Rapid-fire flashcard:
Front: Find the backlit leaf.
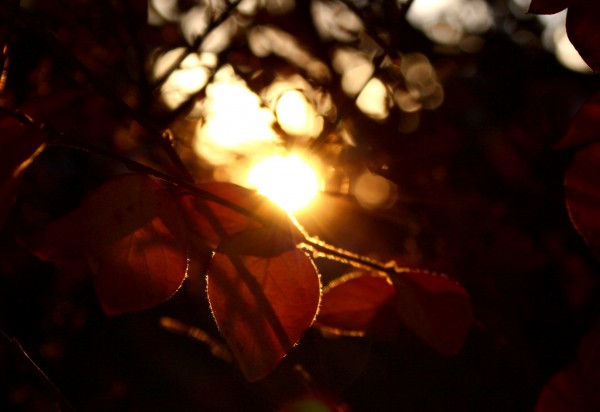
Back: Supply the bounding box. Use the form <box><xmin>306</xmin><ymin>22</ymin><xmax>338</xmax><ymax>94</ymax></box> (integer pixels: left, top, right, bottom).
<box><xmin>178</xmin><ymin>182</ymin><xmax>304</xmax><ymax>250</ymax></box>
<box><xmin>30</xmin><ymin>174</ymin><xmax>189</xmax><ymax>315</ymax></box>
<box><xmin>565</xmin><ymin>142</ymin><xmax>600</xmax><ymax>255</ymax></box>
<box><xmin>566</xmin><ymin>3</ymin><xmax>600</xmax><ymax>72</ymax></box>
<box><xmin>528</xmin><ymin>0</ymin><xmax>570</xmax><ymax>15</ymax></box>
<box><xmin>315</xmin><ymin>269</ymin><xmax>472</xmax><ymax>355</ymax></box>
<box><xmin>207</xmin><ymin>239</ymin><xmax>321</xmax><ymax>382</ymax></box>
<box><xmin>315</xmin><ymin>272</ymin><xmax>401</xmax><ymax>340</ymax></box>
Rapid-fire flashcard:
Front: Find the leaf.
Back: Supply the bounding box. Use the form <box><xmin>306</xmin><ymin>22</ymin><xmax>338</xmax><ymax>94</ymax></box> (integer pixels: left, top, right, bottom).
<box><xmin>392</xmin><ymin>269</ymin><xmax>473</xmax><ymax>356</ymax></box>
<box><xmin>535</xmin><ymin>317</ymin><xmax>600</xmax><ymax>412</ymax></box>
<box><xmin>316</xmin><ymin>269</ymin><xmax>472</xmax><ymax>356</ymax></box>
<box><xmin>0</xmin><ymin>93</ymin><xmax>86</xmax><ymax>230</ymax></box>
<box><xmin>528</xmin><ymin>0</ymin><xmax>570</xmax><ymax>15</ymax></box>
<box><xmin>29</xmin><ymin>174</ymin><xmax>189</xmax><ymax>315</ymax></box>
<box><xmin>0</xmin><ymin>116</ymin><xmax>46</xmax><ymax>230</ymax></box>
<box><xmin>178</xmin><ymin>182</ymin><xmax>304</xmax><ymax>250</ymax></box>
<box><xmin>565</xmin><ymin>142</ymin><xmax>600</xmax><ymax>255</ymax></box>
<box><xmin>556</xmin><ymin>92</ymin><xmax>600</xmax><ymax>149</ymax></box>
<box><xmin>207</xmin><ymin>238</ymin><xmax>321</xmax><ymax>382</ymax></box>
<box><xmin>566</xmin><ymin>2</ymin><xmax>600</xmax><ymax>72</ymax></box>
<box><xmin>314</xmin><ymin>272</ymin><xmax>401</xmax><ymax>340</ymax></box>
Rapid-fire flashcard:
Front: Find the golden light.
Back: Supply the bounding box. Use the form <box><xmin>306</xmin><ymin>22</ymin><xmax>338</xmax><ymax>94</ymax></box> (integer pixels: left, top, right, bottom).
<box><xmin>276</xmin><ymin>90</ymin><xmax>320</xmax><ymax>137</ymax></box>
<box><xmin>194</xmin><ymin>66</ymin><xmax>280</xmax><ymax>166</ymax></box>
<box><xmin>354</xmin><ymin>171</ymin><xmax>397</xmax><ymax>209</ymax></box>
<box><xmin>247</xmin><ymin>154</ymin><xmax>320</xmax><ymax>213</ymax></box>
<box><xmin>153</xmin><ymin>48</ymin><xmax>216</xmax><ymax>109</ymax></box>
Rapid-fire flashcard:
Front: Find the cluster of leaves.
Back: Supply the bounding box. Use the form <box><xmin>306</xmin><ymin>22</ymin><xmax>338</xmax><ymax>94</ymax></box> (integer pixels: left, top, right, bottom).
<box><xmin>11</xmin><ymin>166</ymin><xmax>472</xmax><ymax>381</ymax></box>
<box><xmin>0</xmin><ymin>1</ymin><xmax>475</xmax><ymax>386</ymax></box>
<box><xmin>528</xmin><ymin>1</ymin><xmax>600</xmax><ymax>410</ymax></box>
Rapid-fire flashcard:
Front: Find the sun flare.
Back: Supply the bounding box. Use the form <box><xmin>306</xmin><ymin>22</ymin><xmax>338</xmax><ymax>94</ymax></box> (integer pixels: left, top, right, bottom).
<box><xmin>247</xmin><ymin>154</ymin><xmax>319</xmax><ymax>213</ymax></box>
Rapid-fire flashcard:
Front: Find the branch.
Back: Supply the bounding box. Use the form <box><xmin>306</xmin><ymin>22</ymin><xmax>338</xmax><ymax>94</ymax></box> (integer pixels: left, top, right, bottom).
<box><xmin>0</xmin><ymin>106</ymin><xmax>408</xmax><ymax>280</ymax></box>
<box><xmin>0</xmin><ymin>328</ymin><xmax>77</xmax><ymax>412</ymax></box>
<box><xmin>159</xmin><ymin>317</ymin><xmax>233</xmax><ymax>363</ymax></box>
<box><xmin>16</xmin><ymin>10</ymin><xmax>195</xmax><ymax>183</ymax></box>
<box><xmin>150</xmin><ymin>0</ymin><xmax>243</xmax><ymax>91</ymax></box>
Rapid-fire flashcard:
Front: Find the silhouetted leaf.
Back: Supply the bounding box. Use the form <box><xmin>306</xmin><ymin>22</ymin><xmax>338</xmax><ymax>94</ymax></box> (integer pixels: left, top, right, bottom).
<box><xmin>392</xmin><ymin>269</ymin><xmax>472</xmax><ymax>356</ymax></box>
<box><xmin>535</xmin><ymin>317</ymin><xmax>600</xmax><ymax>412</ymax></box>
<box><xmin>566</xmin><ymin>2</ymin><xmax>600</xmax><ymax>71</ymax></box>
<box><xmin>556</xmin><ymin>92</ymin><xmax>600</xmax><ymax>149</ymax></box>
<box><xmin>178</xmin><ymin>182</ymin><xmax>304</xmax><ymax>250</ymax></box>
<box><xmin>0</xmin><ymin>115</ymin><xmax>46</xmax><ymax>229</ymax></box>
<box><xmin>565</xmin><ymin>142</ymin><xmax>600</xmax><ymax>255</ymax></box>
<box><xmin>315</xmin><ymin>272</ymin><xmax>401</xmax><ymax>340</ymax></box>
<box><xmin>528</xmin><ymin>1</ymin><xmax>600</xmax><ymax>71</ymax></box>
<box><xmin>207</xmin><ymin>240</ymin><xmax>321</xmax><ymax>381</ymax></box>
<box><xmin>315</xmin><ymin>269</ymin><xmax>472</xmax><ymax>355</ymax></box>
<box><xmin>0</xmin><ymin>92</ymin><xmax>89</xmax><ymax>229</ymax></box>
<box><xmin>30</xmin><ymin>174</ymin><xmax>189</xmax><ymax>315</ymax></box>
<box><xmin>528</xmin><ymin>0</ymin><xmax>570</xmax><ymax>15</ymax></box>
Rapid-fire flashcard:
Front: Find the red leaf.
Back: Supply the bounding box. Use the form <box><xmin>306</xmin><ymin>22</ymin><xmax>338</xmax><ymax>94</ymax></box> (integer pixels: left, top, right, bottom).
<box><xmin>535</xmin><ymin>317</ymin><xmax>600</xmax><ymax>412</ymax></box>
<box><xmin>178</xmin><ymin>182</ymin><xmax>304</xmax><ymax>250</ymax></box>
<box><xmin>315</xmin><ymin>269</ymin><xmax>472</xmax><ymax>355</ymax></box>
<box><xmin>392</xmin><ymin>269</ymin><xmax>473</xmax><ymax>356</ymax></box>
<box><xmin>207</xmin><ymin>239</ymin><xmax>321</xmax><ymax>381</ymax></box>
<box><xmin>315</xmin><ymin>272</ymin><xmax>401</xmax><ymax>340</ymax></box>
<box><xmin>528</xmin><ymin>0</ymin><xmax>570</xmax><ymax>14</ymax></box>
<box><xmin>30</xmin><ymin>174</ymin><xmax>189</xmax><ymax>315</ymax></box>
<box><xmin>567</xmin><ymin>2</ymin><xmax>600</xmax><ymax>71</ymax></box>
<box><xmin>556</xmin><ymin>92</ymin><xmax>600</xmax><ymax>149</ymax></box>
<box><xmin>565</xmin><ymin>142</ymin><xmax>600</xmax><ymax>255</ymax></box>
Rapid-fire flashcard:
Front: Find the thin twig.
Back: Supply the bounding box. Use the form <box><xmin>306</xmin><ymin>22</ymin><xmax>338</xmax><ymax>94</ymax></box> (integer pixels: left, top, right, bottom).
<box><xmin>0</xmin><ymin>328</ymin><xmax>77</xmax><ymax>412</ymax></box>
<box><xmin>150</xmin><ymin>0</ymin><xmax>243</xmax><ymax>91</ymax></box>
<box><xmin>159</xmin><ymin>317</ymin><xmax>233</xmax><ymax>363</ymax></box>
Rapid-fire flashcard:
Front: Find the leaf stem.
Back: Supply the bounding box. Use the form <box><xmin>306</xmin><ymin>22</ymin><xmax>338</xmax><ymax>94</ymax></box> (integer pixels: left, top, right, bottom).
<box><xmin>300</xmin><ymin>235</ymin><xmax>397</xmax><ymax>275</ymax></box>
<box><xmin>0</xmin><ymin>328</ymin><xmax>77</xmax><ymax>412</ymax></box>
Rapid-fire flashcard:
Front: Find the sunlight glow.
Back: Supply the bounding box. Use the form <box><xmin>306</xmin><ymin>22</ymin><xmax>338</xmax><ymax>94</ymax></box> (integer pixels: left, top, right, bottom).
<box><xmin>407</xmin><ymin>0</ymin><xmax>493</xmax><ymax>45</ymax></box>
<box><xmin>537</xmin><ymin>11</ymin><xmax>591</xmax><ymax>74</ymax></box>
<box><xmin>194</xmin><ymin>66</ymin><xmax>280</xmax><ymax>166</ymax></box>
<box><xmin>354</xmin><ymin>172</ymin><xmax>396</xmax><ymax>209</ymax></box>
<box><xmin>276</xmin><ymin>90</ymin><xmax>319</xmax><ymax>136</ymax></box>
<box><xmin>356</xmin><ymin>78</ymin><xmax>390</xmax><ymax>120</ymax></box>
<box><xmin>247</xmin><ymin>154</ymin><xmax>319</xmax><ymax>213</ymax></box>
<box><xmin>153</xmin><ymin>48</ymin><xmax>216</xmax><ymax>109</ymax></box>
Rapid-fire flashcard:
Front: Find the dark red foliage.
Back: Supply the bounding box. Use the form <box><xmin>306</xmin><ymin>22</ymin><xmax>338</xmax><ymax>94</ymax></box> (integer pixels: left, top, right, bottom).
<box><xmin>528</xmin><ymin>0</ymin><xmax>571</xmax><ymax>14</ymax></box>
<box><xmin>535</xmin><ymin>317</ymin><xmax>600</xmax><ymax>412</ymax></box>
<box><xmin>565</xmin><ymin>143</ymin><xmax>600</xmax><ymax>256</ymax></box>
<box><xmin>0</xmin><ymin>115</ymin><xmax>45</xmax><ymax>229</ymax></box>
<box><xmin>0</xmin><ymin>93</ymin><xmax>81</xmax><ymax>229</ymax></box>
<box><xmin>27</xmin><ymin>174</ymin><xmax>189</xmax><ymax>315</ymax></box>
<box><xmin>556</xmin><ymin>92</ymin><xmax>600</xmax><ymax>149</ymax></box>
